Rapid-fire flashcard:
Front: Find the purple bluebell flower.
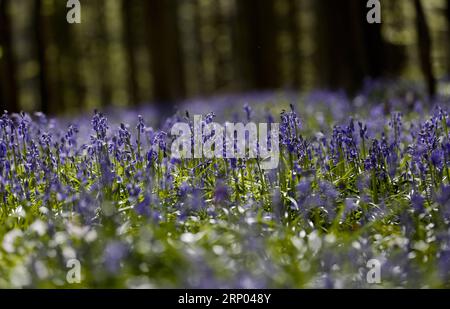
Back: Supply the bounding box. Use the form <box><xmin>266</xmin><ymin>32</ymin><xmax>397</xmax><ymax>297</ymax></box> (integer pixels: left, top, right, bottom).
<box><xmin>214</xmin><ymin>181</ymin><xmax>229</xmax><ymax>204</ymax></box>
<box><xmin>244</xmin><ymin>103</ymin><xmax>252</xmax><ymax>121</ymax></box>
<box><xmin>92</xmin><ymin>110</ymin><xmax>109</xmax><ymax>140</ymax></box>
<box><xmin>17</xmin><ymin>112</ymin><xmax>30</xmax><ymax>140</ymax></box>
<box><xmin>358</xmin><ymin>121</ymin><xmax>368</xmax><ymax>140</ymax></box>
<box><xmin>145</xmin><ymin>149</ymin><xmax>156</xmax><ymax>168</ymax></box>
<box><xmin>178</xmin><ymin>181</ymin><xmax>190</xmax><ymax>199</ymax></box>
<box><xmin>0</xmin><ymin>140</ymin><xmax>6</xmax><ymax>160</ymax></box>
<box><xmin>411</xmin><ymin>193</ymin><xmax>425</xmax><ymax>213</ymax></box>
<box><xmin>152</xmin><ymin>131</ymin><xmax>167</xmax><ymax>152</ymax></box>
<box><xmin>389</xmin><ymin>112</ymin><xmax>403</xmax><ymax>145</ymax></box>
<box><xmin>438</xmin><ymin>250</ymin><xmax>450</xmax><ymax>281</ymax></box>
<box><xmin>296</xmin><ymin>178</ymin><xmax>312</xmax><ymax>211</ymax></box>
<box><xmin>75</xmin><ymin>192</ymin><xmax>99</xmax><ymax>223</ymax></box>
<box><xmin>127</xmin><ymin>183</ymin><xmax>141</xmax><ymax>199</ymax></box>
<box><xmin>103</xmin><ymin>241</ymin><xmax>128</xmax><ymax>274</ymax></box>
<box><xmin>431</xmin><ymin>149</ymin><xmax>444</xmax><ymax>169</ymax></box>
<box><xmin>437</xmin><ymin>185</ymin><xmax>450</xmax><ymax>221</ymax></box>
<box><xmin>134</xmin><ymin>195</ymin><xmax>151</xmax><ymax>217</ymax></box>
<box><xmin>185</xmin><ymin>187</ymin><xmax>206</xmax><ymax>213</ymax></box>
<box><xmin>319</xmin><ymin>181</ymin><xmax>338</xmax><ymax>200</ymax></box>
<box><xmin>34</xmin><ymin>111</ymin><xmax>47</xmax><ymax>126</ymax></box>
<box><xmin>280</xmin><ymin>105</ymin><xmax>301</xmax><ymax>153</ymax></box>
<box><xmin>204</xmin><ymin>112</ymin><xmax>216</xmax><ymax>124</ymax></box>
<box><xmin>118</xmin><ymin>123</ymin><xmax>131</xmax><ymax>146</ymax></box>
<box><xmin>0</xmin><ymin>111</ymin><xmax>12</xmax><ymax>130</ymax></box>
<box><xmin>170</xmin><ymin>157</ymin><xmax>181</xmax><ymax>165</ymax></box>
<box><xmin>330</xmin><ymin>120</ymin><xmax>359</xmax><ymax>163</ymax></box>
<box><xmin>39</xmin><ymin>132</ymin><xmax>52</xmax><ymax>147</ymax></box>
<box><xmin>137</xmin><ymin>115</ymin><xmax>145</xmax><ymax>133</ymax></box>
<box><xmin>342</xmin><ymin>198</ymin><xmax>358</xmax><ymax>220</ymax></box>
<box><xmin>99</xmin><ymin>156</ymin><xmax>115</xmax><ymax>185</ymax></box>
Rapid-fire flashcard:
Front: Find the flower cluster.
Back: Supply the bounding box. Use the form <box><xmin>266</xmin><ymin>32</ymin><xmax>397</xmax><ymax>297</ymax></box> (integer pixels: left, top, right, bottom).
<box><xmin>1</xmin><ymin>84</ymin><xmax>450</xmax><ymax>288</ymax></box>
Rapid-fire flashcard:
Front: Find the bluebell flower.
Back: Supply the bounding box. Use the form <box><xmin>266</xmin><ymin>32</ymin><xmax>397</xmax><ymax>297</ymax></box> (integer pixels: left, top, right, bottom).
<box><xmin>0</xmin><ymin>111</ymin><xmax>12</xmax><ymax>130</ymax></box>
<box><xmin>204</xmin><ymin>112</ymin><xmax>216</xmax><ymax>124</ymax></box>
<box><xmin>342</xmin><ymin>198</ymin><xmax>358</xmax><ymax>220</ymax></box>
<box><xmin>411</xmin><ymin>193</ymin><xmax>425</xmax><ymax>214</ymax></box>
<box><xmin>137</xmin><ymin>115</ymin><xmax>145</xmax><ymax>133</ymax></box>
<box><xmin>431</xmin><ymin>149</ymin><xmax>444</xmax><ymax>169</ymax></box>
<box><xmin>152</xmin><ymin>131</ymin><xmax>167</xmax><ymax>152</ymax></box>
<box><xmin>65</xmin><ymin>124</ymin><xmax>78</xmax><ymax>147</ymax></box>
<box><xmin>17</xmin><ymin>112</ymin><xmax>30</xmax><ymax>140</ymax></box>
<box><xmin>99</xmin><ymin>156</ymin><xmax>115</xmax><ymax>185</ymax></box>
<box><xmin>127</xmin><ymin>183</ymin><xmax>141</xmax><ymax>199</ymax></box>
<box><xmin>103</xmin><ymin>241</ymin><xmax>128</xmax><ymax>274</ymax></box>
<box><xmin>280</xmin><ymin>105</ymin><xmax>301</xmax><ymax>153</ymax></box>
<box><xmin>296</xmin><ymin>178</ymin><xmax>312</xmax><ymax>209</ymax></box>
<box><xmin>437</xmin><ymin>185</ymin><xmax>450</xmax><ymax>221</ymax></box>
<box><xmin>134</xmin><ymin>195</ymin><xmax>151</xmax><ymax>217</ymax></box>
<box><xmin>437</xmin><ymin>185</ymin><xmax>450</xmax><ymax>205</ymax></box>
<box><xmin>244</xmin><ymin>103</ymin><xmax>252</xmax><ymax>121</ymax></box>
<box><xmin>92</xmin><ymin>110</ymin><xmax>109</xmax><ymax>140</ymax></box>
<box><xmin>358</xmin><ymin>121</ymin><xmax>368</xmax><ymax>140</ymax></box>
<box><xmin>330</xmin><ymin>120</ymin><xmax>358</xmax><ymax>163</ymax></box>
<box><xmin>39</xmin><ymin>132</ymin><xmax>52</xmax><ymax>147</ymax></box>
<box><xmin>0</xmin><ymin>140</ymin><xmax>6</xmax><ymax>160</ymax></box>
<box><xmin>389</xmin><ymin>112</ymin><xmax>403</xmax><ymax>145</ymax></box>
<box><xmin>75</xmin><ymin>192</ymin><xmax>99</xmax><ymax>223</ymax></box>
<box><xmin>178</xmin><ymin>181</ymin><xmax>190</xmax><ymax>199</ymax></box>
<box><xmin>34</xmin><ymin>111</ymin><xmax>47</xmax><ymax>126</ymax></box>
<box><xmin>118</xmin><ymin>123</ymin><xmax>131</xmax><ymax>146</ymax></box>
<box><xmin>438</xmin><ymin>250</ymin><xmax>450</xmax><ymax>281</ymax></box>
<box><xmin>318</xmin><ymin>181</ymin><xmax>338</xmax><ymax>200</ymax></box>
<box><xmin>187</xmin><ymin>188</ymin><xmax>206</xmax><ymax>212</ymax></box>
<box><xmin>214</xmin><ymin>181</ymin><xmax>229</xmax><ymax>204</ymax></box>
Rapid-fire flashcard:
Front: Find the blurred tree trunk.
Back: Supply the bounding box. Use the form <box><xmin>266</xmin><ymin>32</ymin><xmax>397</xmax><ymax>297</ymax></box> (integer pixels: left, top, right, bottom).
<box><xmin>35</xmin><ymin>0</ymin><xmax>53</xmax><ymax>114</ymax></box>
<box><xmin>54</xmin><ymin>2</ymin><xmax>84</xmax><ymax>112</ymax></box>
<box><xmin>314</xmin><ymin>0</ymin><xmax>404</xmax><ymax>94</ymax></box>
<box><xmin>66</xmin><ymin>19</ymin><xmax>84</xmax><ymax>111</ymax></box>
<box><xmin>146</xmin><ymin>0</ymin><xmax>185</xmax><ymax>108</ymax></box>
<box><xmin>360</xmin><ymin>5</ymin><xmax>384</xmax><ymax>78</ymax></box>
<box><xmin>212</xmin><ymin>0</ymin><xmax>227</xmax><ymax>91</ymax></box>
<box><xmin>0</xmin><ymin>0</ymin><xmax>19</xmax><ymax>113</ymax></box>
<box><xmin>233</xmin><ymin>0</ymin><xmax>279</xmax><ymax>90</ymax></box>
<box><xmin>287</xmin><ymin>0</ymin><xmax>301</xmax><ymax>88</ymax></box>
<box><xmin>122</xmin><ymin>0</ymin><xmax>140</xmax><ymax>106</ymax></box>
<box><xmin>314</xmin><ymin>0</ymin><xmax>362</xmax><ymax>93</ymax></box>
<box><xmin>96</xmin><ymin>0</ymin><xmax>111</xmax><ymax>108</ymax></box>
<box><xmin>192</xmin><ymin>0</ymin><xmax>205</xmax><ymax>94</ymax></box>
<box><xmin>414</xmin><ymin>0</ymin><xmax>436</xmax><ymax>97</ymax></box>
<box><xmin>50</xmin><ymin>9</ymin><xmax>65</xmax><ymax>114</ymax></box>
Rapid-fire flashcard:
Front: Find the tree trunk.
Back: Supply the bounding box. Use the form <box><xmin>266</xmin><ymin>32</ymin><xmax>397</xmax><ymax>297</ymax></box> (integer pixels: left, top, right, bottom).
<box><xmin>64</xmin><ymin>13</ymin><xmax>84</xmax><ymax>112</ymax></box>
<box><xmin>212</xmin><ymin>0</ymin><xmax>227</xmax><ymax>91</ymax></box>
<box><xmin>359</xmin><ymin>2</ymin><xmax>385</xmax><ymax>78</ymax></box>
<box><xmin>414</xmin><ymin>0</ymin><xmax>436</xmax><ymax>97</ymax></box>
<box><xmin>146</xmin><ymin>0</ymin><xmax>185</xmax><ymax>109</ymax></box>
<box><xmin>122</xmin><ymin>0</ymin><xmax>140</xmax><ymax>106</ymax></box>
<box><xmin>287</xmin><ymin>0</ymin><xmax>301</xmax><ymax>88</ymax></box>
<box><xmin>51</xmin><ymin>2</ymin><xmax>83</xmax><ymax>113</ymax></box>
<box><xmin>315</xmin><ymin>0</ymin><xmax>368</xmax><ymax>93</ymax></box>
<box><xmin>35</xmin><ymin>0</ymin><xmax>53</xmax><ymax>114</ymax></box>
<box><xmin>0</xmin><ymin>0</ymin><xmax>19</xmax><ymax>113</ymax></box>
<box><xmin>314</xmin><ymin>0</ymin><xmax>404</xmax><ymax>94</ymax></box>
<box><xmin>192</xmin><ymin>0</ymin><xmax>205</xmax><ymax>94</ymax></box>
<box><xmin>96</xmin><ymin>0</ymin><xmax>111</xmax><ymax>108</ymax></box>
<box><xmin>233</xmin><ymin>0</ymin><xmax>279</xmax><ymax>90</ymax></box>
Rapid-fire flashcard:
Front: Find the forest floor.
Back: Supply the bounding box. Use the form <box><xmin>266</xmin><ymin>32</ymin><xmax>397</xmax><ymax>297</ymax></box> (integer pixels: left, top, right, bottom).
<box><xmin>1</xmin><ymin>81</ymin><xmax>450</xmax><ymax>288</ymax></box>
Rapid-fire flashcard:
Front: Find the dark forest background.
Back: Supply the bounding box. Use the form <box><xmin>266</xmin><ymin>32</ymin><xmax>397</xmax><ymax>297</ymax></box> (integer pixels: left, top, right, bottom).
<box><xmin>1</xmin><ymin>0</ymin><xmax>450</xmax><ymax>115</ymax></box>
